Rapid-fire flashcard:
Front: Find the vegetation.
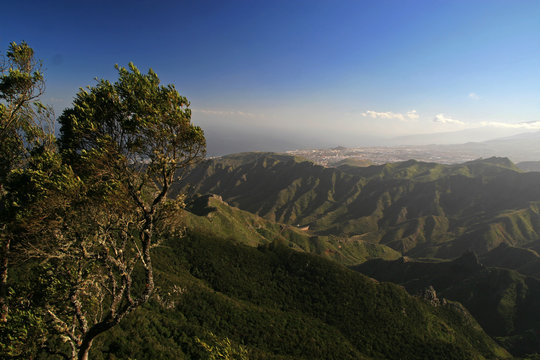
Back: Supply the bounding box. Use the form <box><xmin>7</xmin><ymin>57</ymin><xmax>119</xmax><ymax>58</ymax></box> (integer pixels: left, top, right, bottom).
<box><xmin>0</xmin><ymin>41</ymin><xmax>52</xmax><ymax>324</ymax></box>
<box><xmin>182</xmin><ymin>194</ymin><xmax>400</xmax><ymax>265</ymax></box>
<box><xmin>89</xmin><ymin>233</ymin><xmax>510</xmax><ymax>359</ymax></box>
<box><xmin>354</xmin><ymin>252</ymin><xmax>540</xmax><ymax>356</ymax></box>
<box><xmin>1</xmin><ymin>42</ymin><xmax>205</xmax><ymax>360</ymax></box>
<box><xmin>0</xmin><ymin>41</ymin><xmax>58</xmax><ymax>358</ymax></box>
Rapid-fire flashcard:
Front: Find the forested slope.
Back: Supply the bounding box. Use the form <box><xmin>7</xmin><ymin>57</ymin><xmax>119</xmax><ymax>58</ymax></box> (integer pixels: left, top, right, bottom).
<box><xmin>89</xmin><ymin>234</ymin><xmax>510</xmax><ymax>359</ymax></box>
<box><xmin>355</xmin><ymin>253</ymin><xmax>540</xmax><ymax>356</ymax></box>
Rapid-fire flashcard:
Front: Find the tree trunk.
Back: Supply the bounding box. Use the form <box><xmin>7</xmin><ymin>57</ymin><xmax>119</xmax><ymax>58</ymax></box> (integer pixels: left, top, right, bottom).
<box><xmin>0</xmin><ymin>236</ymin><xmax>11</xmax><ymax>322</ymax></box>
<box><xmin>139</xmin><ymin>214</ymin><xmax>155</xmax><ymax>304</ymax></box>
<box><xmin>77</xmin><ymin>338</ymin><xmax>93</xmax><ymax>360</ymax></box>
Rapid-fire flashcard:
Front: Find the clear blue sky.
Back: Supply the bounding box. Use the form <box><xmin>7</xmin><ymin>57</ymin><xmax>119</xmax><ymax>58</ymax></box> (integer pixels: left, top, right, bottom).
<box><xmin>3</xmin><ymin>0</ymin><xmax>540</xmax><ymax>153</ymax></box>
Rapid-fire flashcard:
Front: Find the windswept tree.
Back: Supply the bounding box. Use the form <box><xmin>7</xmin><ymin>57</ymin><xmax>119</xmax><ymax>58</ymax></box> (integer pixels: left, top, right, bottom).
<box><xmin>32</xmin><ymin>63</ymin><xmax>206</xmax><ymax>359</ymax></box>
<box><xmin>0</xmin><ymin>41</ymin><xmax>53</xmax><ymax>324</ymax></box>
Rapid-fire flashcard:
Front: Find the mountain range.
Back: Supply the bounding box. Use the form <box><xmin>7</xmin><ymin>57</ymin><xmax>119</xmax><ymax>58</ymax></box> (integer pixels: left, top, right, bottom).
<box><xmin>174</xmin><ymin>152</ymin><xmax>540</xmax><ymax>260</ymax></box>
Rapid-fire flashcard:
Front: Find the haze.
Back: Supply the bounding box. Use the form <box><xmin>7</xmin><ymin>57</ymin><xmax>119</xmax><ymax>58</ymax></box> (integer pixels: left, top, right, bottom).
<box><xmin>4</xmin><ymin>0</ymin><xmax>540</xmax><ymax>155</ymax></box>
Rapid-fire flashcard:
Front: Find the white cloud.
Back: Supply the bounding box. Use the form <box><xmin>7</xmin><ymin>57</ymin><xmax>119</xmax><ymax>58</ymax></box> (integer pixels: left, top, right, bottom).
<box><xmin>479</xmin><ymin>120</ymin><xmax>540</xmax><ymax>129</ymax></box>
<box><xmin>362</xmin><ymin>110</ymin><xmax>419</xmax><ymax>121</ymax></box>
<box><xmin>407</xmin><ymin>110</ymin><xmax>419</xmax><ymax>120</ymax></box>
<box><xmin>468</xmin><ymin>92</ymin><xmax>480</xmax><ymax>100</ymax></box>
<box><xmin>433</xmin><ymin>113</ymin><xmax>465</xmax><ymax>125</ymax></box>
<box><xmin>431</xmin><ymin>113</ymin><xmax>540</xmax><ymax>130</ymax></box>
<box><xmin>362</xmin><ymin>110</ymin><xmax>404</xmax><ymax>120</ymax></box>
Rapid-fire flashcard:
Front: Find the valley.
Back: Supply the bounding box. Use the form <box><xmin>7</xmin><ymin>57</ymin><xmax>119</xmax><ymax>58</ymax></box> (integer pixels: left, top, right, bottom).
<box><xmin>174</xmin><ymin>153</ymin><xmax>540</xmax><ymax>259</ymax></box>
<box><xmin>167</xmin><ymin>151</ymin><xmax>540</xmax><ymax>358</ymax></box>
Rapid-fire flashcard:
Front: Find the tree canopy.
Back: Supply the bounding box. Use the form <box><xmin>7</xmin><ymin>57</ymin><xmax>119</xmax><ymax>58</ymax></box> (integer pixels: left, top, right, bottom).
<box><xmin>1</xmin><ymin>45</ymin><xmax>206</xmax><ymax>359</ymax></box>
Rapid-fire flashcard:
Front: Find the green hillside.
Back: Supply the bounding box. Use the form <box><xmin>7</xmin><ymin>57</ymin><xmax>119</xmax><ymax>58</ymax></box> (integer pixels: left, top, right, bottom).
<box><xmin>87</xmin><ymin>233</ymin><xmax>510</xmax><ymax>359</ymax></box>
<box><xmin>338</xmin><ymin>157</ymin><xmax>520</xmax><ymax>182</ymax></box>
<box><xmin>333</xmin><ymin>158</ymin><xmax>374</xmax><ymax>167</ymax></box>
<box><xmin>182</xmin><ymin>194</ymin><xmax>400</xmax><ymax>265</ymax></box>
<box><xmin>174</xmin><ymin>152</ymin><xmax>540</xmax><ymax>258</ymax></box>
<box><xmin>180</xmin><ymin>191</ymin><xmax>540</xmax><ymax>357</ymax></box>
<box><xmin>354</xmin><ymin>253</ymin><xmax>540</xmax><ymax>356</ymax></box>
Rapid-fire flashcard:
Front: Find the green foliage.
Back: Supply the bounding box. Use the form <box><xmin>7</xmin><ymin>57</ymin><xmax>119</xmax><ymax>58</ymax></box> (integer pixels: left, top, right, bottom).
<box><xmin>0</xmin><ymin>42</ymin><xmax>55</xmax><ymax>353</ymax></box>
<box><xmin>58</xmin><ymin>62</ymin><xmax>205</xmax><ymax>180</ymax></box>
<box><xmin>4</xmin><ymin>147</ymin><xmax>80</xmax><ymax>222</ymax></box>
<box><xmin>0</xmin><ymin>41</ymin><xmax>50</xmax><ymax>178</ymax></box>
<box><xmin>0</xmin><ymin>288</ymin><xmax>46</xmax><ymax>358</ymax></box>
<box><xmin>195</xmin><ymin>332</ymin><xmax>249</xmax><ymax>360</ymax></box>
<box><xmin>12</xmin><ymin>62</ymin><xmax>206</xmax><ymax>359</ymax></box>
<box><xmin>0</xmin><ymin>40</ymin><xmax>54</xmax><ymax>225</ymax></box>
<box><xmin>85</xmin><ymin>233</ymin><xmax>509</xmax><ymax>359</ymax></box>
<box><xmin>1</xmin><ymin>57</ymin><xmax>206</xmax><ymax>360</ymax></box>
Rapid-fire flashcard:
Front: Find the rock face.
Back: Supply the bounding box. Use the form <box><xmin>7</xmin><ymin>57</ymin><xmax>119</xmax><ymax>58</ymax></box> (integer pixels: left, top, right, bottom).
<box><xmin>186</xmin><ymin>194</ymin><xmax>221</xmax><ymax>216</ymax></box>
<box><xmin>422</xmin><ymin>285</ymin><xmax>441</xmax><ymax>306</ymax></box>
<box><xmin>421</xmin><ymin>285</ymin><xmax>451</xmax><ymax>307</ymax></box>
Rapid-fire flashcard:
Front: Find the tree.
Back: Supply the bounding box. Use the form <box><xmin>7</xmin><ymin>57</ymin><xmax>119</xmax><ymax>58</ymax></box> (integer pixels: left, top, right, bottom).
<box><xmin>38</xmin><ymin>62</ymin><xmax>206</xmax><ymax>360</ymax></box>
<box><xmin>0</xmin><ymin>41</ymin><xmax>52</xmax><ymax>323</ymax></box>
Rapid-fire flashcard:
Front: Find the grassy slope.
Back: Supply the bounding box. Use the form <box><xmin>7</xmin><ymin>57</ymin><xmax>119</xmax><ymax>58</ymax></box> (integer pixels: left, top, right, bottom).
<box><xmin>182</xmin><ymin>194</ymin><xmax>400</xmax><ymax>265</ymax></box>
<box><xmin>91</xmin><ymin>234</ymin><xmax>510</xmax><ymax>360</ymax></box>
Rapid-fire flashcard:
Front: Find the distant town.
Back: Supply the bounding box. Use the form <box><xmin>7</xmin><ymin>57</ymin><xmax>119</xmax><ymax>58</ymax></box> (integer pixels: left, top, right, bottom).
<box><xmin>287</xmin><ymin>145</ymin><xmax>486</xmax><ymax>167</ymax></box>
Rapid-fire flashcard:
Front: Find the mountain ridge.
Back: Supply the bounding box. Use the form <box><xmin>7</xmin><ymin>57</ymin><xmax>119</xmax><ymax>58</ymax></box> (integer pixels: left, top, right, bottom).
<box><xmin>174</xmin><ymin>152</ymin><xmax>540</xmax><ymax>259</ymax></box>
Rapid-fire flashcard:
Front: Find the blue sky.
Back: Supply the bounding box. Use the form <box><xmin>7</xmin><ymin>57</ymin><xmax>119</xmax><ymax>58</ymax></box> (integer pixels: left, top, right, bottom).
<box><xmin>3</xmin><ymin>0</ymin><xmax>540</xmax><ymax>153</ymax></box>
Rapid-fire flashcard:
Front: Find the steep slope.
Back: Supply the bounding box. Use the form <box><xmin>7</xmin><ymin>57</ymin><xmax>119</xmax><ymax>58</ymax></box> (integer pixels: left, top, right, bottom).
<box><xmin>354</xmin><ymin>254</ymin><xmax>540</xmax><ymax>356</ymax></box>
<box><xmin>480</xmin><ymin>242</ymin><xmax>540</xmax><ymax>279</ymax></box>
<box><xmin>174</xmin><ymin>152</ymin><xmax>540</xmax><ymax>258</ymax></box>
<box><xmin>90</xmin><ymin>234</ymin><xmax>510</xmax><ymax>359</ymax></box>
<box><xmin>182</xmin><ymin>194</ymin><xmax>401</xmax><ymax>265</ymax></box>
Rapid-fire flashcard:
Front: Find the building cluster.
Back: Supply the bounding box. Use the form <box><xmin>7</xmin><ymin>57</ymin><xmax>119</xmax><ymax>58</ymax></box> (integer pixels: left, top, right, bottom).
<box><xmin>287</xmin><ymin>146</ymin><xmax>478</xmax><ymax>166</ymax></box>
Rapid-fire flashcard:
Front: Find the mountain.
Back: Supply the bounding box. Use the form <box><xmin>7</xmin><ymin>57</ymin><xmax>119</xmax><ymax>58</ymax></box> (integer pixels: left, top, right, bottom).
<box><xmin>181</xmin><ymin>191</ymin><xmax>540</xmax><ymax>357</ymax></box>
<box><xmin>174</xmin><ymin>152</ymin><xmax>540</xmax><ymax>259</ymax></box>
<box><xmin>354</xmin><ymin>252</ymin><xmax>540</xmax><ymax>356</ymax></box>
<box><xmin>88</xmin><ymin>233</ymin><xmax>510</xmax><ymax>359</ymax></box>
<box><xmin>438</xmin><ymin>131</ymin><xmax>540</xmax><ymax>163</ymax></box>
<box><xmin>517</xmin><ymin>161</ymin><xmax>540</xmax><ymax>172</ymax></box>
<box><xmin>182</xmin><ymin>194</ymin><xmax>401</xmax><ymax>265</ymax></box>
<box><xmin>389</xmin><ymin>127</ymin><xmax>530</xmax><ymax>146</ymax></box>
